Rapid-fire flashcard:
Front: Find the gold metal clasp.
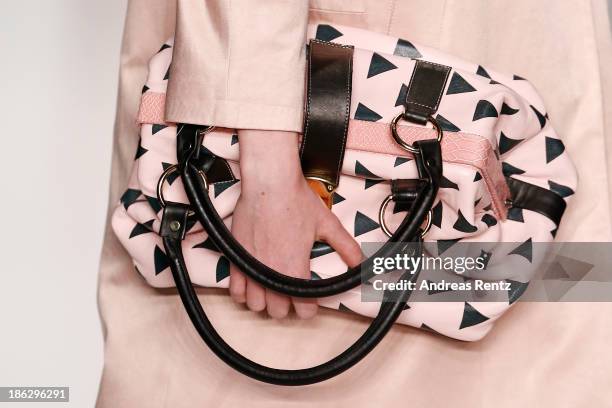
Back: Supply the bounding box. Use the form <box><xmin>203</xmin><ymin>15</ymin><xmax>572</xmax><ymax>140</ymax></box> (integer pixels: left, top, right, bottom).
<box><xmin>306</xmin><ymin>177</ymin><xmax>336</xmax><ymax>209</ymax></box>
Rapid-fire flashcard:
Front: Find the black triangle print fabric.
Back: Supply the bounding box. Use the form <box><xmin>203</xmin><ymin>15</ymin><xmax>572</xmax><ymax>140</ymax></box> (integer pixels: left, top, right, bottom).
<box><xmin>509</xmin><ymin>238</ymin><xmax>533</xmax><ymax>263</ymax></box>
<box><xmin>193</xmin><ymin>237</ymin><xmax>219</xmax><ymax>252</ymax></box>
<box><xmin>129</xmin><ymin>219</ymin><xmax>155</xmax><ymax>239</ymax></box>
<box><xmin>354</xmin><ymin>211</ymin><xmax>380</xmax><ymax>237</ymax></box>
<box><xmin>145</xmin><ymin>195</ymin><xmax>162</xmax><ymax>213</ymax></box>
<box><xmin>394</xmin><ymin>157</ymin><xmax>411</xmax><ymax>167</ymax></box>
<box><xmin>499</xmin><ymin>132</ymin><xmax>523</xmax><ymax>155</ymax></box>
<box><xmin>158</xmin><ymin>43</ymin><xmax>171</xmax><ymax>52</ymax></box>
<box><xmin>481</xmin><ymin>213</ymin><xmax>497</xmax><ymax>227</ymax></box>
<box><xmin>531</xmin><ymin>105</ymin><xmax>547</xmax><ymax>129</ymax></box>
<box><xmin>365</xmin><ymin>179</ymin><xmax>384</xmax><ymax>189</ymax></box>
<box><xmin>551</xmin><ymin>227</ymin><xmax>559</xmax><ymax>238</ymax></box>
<box><xmin>152</xmin><ymin>124</ymin><xmax>167</xmax><ymax>135</ymax></box>
<box><xmin>394</xmin><ymin>83</ymin><xmax>408</xmax><ymax>107</ymax></box>
<box><xmin>332</xmin><ymin>192</ymin><xmax>346</xmax><ymax>205</ymax></box>
<box><xmin>338</xmin><ymin>303</ymin><xmax>355</xmax><ymax>314</ymax></box>
<box><xmin>473</xmin><ymin>172</ymin><xmax>483</xmax><ymax>182</ymax></box>
<box><xmin>446</xmin><ymin>72</ymin><xmax>476</xmax><ymax>95</ymax></box>
<box><xmin>473</xmin><ymin>100</ymin><xmax>499</xmax><ymax>121</ymax></box>
<box><xmin>315</xmin><ymin>24</ymin><xmax>343</xmax><ymax>41</ymax></box>
<box><xmin>507</xmin><ymin>207</ymin><xmax>525</xmax><ymax>223</ymax></box>
<box><xmin>431</xmin><ymin>201</ymin><xmax>443</xmax><ymax>228</ymax></box>
<box><xmin>354</xmin><ymin>103</ymin><xmax>382</xmax><ymax>122</ymax></box>
<box><xmin>213</xmin><ymin>180</ymin><xmax>239</xmax><ymax>198</ymax></box>
<box><xmin>215</xmin><ymin>256</ymin><xmax>230</xmax><ymax>282</ymax></box>
<box><xmin>453</xmin><ymin>210</ymin><xmax>478</xmax><ymax>233</ymax></box>
<box><xmin>435</xmin><ymin>114</ymin><xmax>461</xmax><ymax>132</ymax></box>
<box><xmin>161</xmin><ymin>162</ymin><xmax>179</xmax><ymax>184</ymax></box>
<box><xmin>135</xmin><ymin>140</ymin><xmax>148</xmax><ymax>159</ymax></box>
<box><xmin>545</xmin><ymin>137</ymin><xmax>565</xmax><ymax>163</ymax></box>
<box><xmin>459</xmin><ymin>303</ymin><xmax>489</xmax><ymax>329</ymax></box>
<box><xmin>310</xmin><ymin>242</ymin><xmax>335</xmax><ymax>259</ymax></box>
<box><xmin>120</xmin><ymin>189</ymin><xmax>141</xmax><ymax>209</ymax></box>
<box><xmin>393</xmin><ymin>38</ymin><xmax>422</xmax><ymax>58</ymax></box>
<box><xmin>355</xmin><ymin>161</ymin><xmax>381</xmax><ymax>179</ymax></box>
<box><xmin>476</xmin><ymin>65</ymin><xmax>491</xmax><ymax>79</ymax></box>
<box><xmin>310</xmin><ymin>271</ymin><xmax>322</xmax><ymax>280</ymax></box>
<box><xmin>501</xmin><ymin>102</ymin><xmax>519</xmax><ymax>115</ymax></box>
<box><xmin>548</xmin><ymin>180</ymin><xmax>574</xmax><ymax>197</ymax></box>
<box><xmin>479</xmin><ymin>250</ymin><xmax>493</xmax><ymax>269</ymax></box>
<box><xmin>367</xmin><ymin>53</ymin><xmax>398</xmax><ymax>78</ymax></box>
<box><xmin>153</xmin><ymin>245</ymin><xmax>170</xmax><ymax>275</ymax></box>
<box><xmin>437</xmin><ymin>239</ymin><xmax>460</xmax><ymax>255</ymax></box>
<box><xmin>502</xmin><ymin>162</ymin><xmax>526</xmax><ymax>177</ymax></box>
<box><xmin>440</xmin><ymin>175</ymin><xmax>459</xmax><ymax>190</ymax></box>
<box><xmin>506</xmin><ymin>280</ymin><xmax>529</xmax><ymax>304</ymax></box>
<box><xmin>420</xmin><ymin>323</ymin><xmax>441</xmax><ymax>335</ymax></box>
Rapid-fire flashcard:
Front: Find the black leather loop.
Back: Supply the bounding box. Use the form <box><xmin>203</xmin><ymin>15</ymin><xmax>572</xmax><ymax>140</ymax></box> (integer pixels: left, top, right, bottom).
<box><xmin>506</xmin><ymin>177</ymin><xmax>567</xmax><ymax>226</ymax></box>
<box><xmin>179</xmin><ymin>131</ymin><xmax>442</xmax><ymax>298</ymax></box>
<box><xmin>163</xmin><ymin>208</ymin><xmax>421</xmax><ymax>385</ymax></box>
<box><xmin>391</xmin><ymin>179</ymin><xmax>427</xmax><ymax>213</ymax></box>
<box><xmin>403</xmin><ymin>60</ymin><xmax>451</xmax><ymax>125</ymax></box>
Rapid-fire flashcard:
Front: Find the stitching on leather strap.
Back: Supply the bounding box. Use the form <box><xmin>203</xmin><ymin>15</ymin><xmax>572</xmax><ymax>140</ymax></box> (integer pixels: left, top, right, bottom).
<box><xmin>405</xmin><ymin>60</ymin><xmax>451</xmax><ymax>112</ymax></box>
<box><xmin>334</xmin><ymin>46</ymin><xmax>352</xmax><ymax>185</ymax></box>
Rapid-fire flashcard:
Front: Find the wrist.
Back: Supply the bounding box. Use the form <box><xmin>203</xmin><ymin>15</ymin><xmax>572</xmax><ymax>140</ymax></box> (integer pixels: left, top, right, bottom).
<box><xmin>238</xmin><ymin>129</ymin><xmax>305</xmax><ymax>194</ymax></box>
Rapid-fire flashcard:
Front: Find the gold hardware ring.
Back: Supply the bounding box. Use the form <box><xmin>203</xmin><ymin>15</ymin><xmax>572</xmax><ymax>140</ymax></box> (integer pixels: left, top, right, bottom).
<box><xmin>378</xmin><ymin>195</ymin><xmax>432</xmax><ymax>238</ymax></box>
<box><xmin>390</xmin><ymin>114</ymin><xmax>443</xmax><ymax>154</ymax></box>
<box><xmin>156</xmin><ymin>164</ymin><xmax>209</xmax><ymax>212</ymax></box>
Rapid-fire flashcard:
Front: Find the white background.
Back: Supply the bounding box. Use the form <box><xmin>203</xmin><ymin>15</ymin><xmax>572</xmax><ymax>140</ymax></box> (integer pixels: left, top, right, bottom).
<box><xmin>0</xmin><ymin>1</ymin><xmax>126</xmax><ymax>406</ymax></box>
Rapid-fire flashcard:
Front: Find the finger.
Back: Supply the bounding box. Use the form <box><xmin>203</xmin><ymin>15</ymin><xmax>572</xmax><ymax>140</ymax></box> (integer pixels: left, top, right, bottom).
<box><xmin>292</xmin><ymin>297</ymin><xmax>318</xmax><ymax>319</ymax></box>
<box><xmin>229</xmin><ymin>266</ymin><xmax>247</xmax><ymax>303</ymax></box>
<box><xmin>245</xmin><ymin>278</ymin><xmax>266</xmax><ymax>312</ymax></box>
<box><xmin>318</xmin><ymin>215</ymin><xmax>364</xmax><ymax>268</ymax></box>
<box><xmin>265</xmin><ymin>289</ymin><xmax>291</xmax><ymax>319</ymax></box>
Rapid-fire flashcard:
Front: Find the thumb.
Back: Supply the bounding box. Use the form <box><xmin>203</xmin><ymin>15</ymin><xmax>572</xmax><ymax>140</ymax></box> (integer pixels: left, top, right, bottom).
<box><xmin>317</xmin><ymin>213</ymin><xmax>364</xmax><ymax>268</ymax></box>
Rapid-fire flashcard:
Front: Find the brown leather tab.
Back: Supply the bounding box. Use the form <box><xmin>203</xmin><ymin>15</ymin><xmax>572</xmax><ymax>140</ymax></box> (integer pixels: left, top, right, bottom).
<box><xmin>391</xmin><ymin>179</ymin><xmax>428</xmax><ymax>213</ymax></box>
<box><xmin>300</xmin><ymin>40</ymin><xmax>354</xmax><ymax>189</ymax></box>
<box><xmin>404</xmin><ymin>60</ymin><xmax>451</xmax><ymax>125</ymax></box>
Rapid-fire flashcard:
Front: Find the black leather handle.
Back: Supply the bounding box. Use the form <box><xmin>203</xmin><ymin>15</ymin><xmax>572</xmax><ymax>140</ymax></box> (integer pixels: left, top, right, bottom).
<box><xmin>162</xmin><ymin>211</ymin><xmax>421</xmax><ymax>386</ymax></box>
<box><xmin>179</xmin><ymin>132</ymin><xmax>442</xmax><ymax>298</ymax></box>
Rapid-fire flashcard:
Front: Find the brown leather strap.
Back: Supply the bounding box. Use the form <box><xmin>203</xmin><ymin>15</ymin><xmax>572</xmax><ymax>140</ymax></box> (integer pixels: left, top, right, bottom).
<box><xmin>403</xmin><ymin>60</ymin><xmax>451</xmax><ymax>125</ymax></box>
<box><xmin>300</xmin><ymin>40</ymin><xmax>354</xmax><ymax>192</ymax></box>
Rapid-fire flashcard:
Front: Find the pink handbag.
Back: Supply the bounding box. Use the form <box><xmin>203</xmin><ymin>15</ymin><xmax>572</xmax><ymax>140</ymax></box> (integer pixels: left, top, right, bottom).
<box><xmin>112</xmin><ymin>24</ymin><xmax>577</xmax><ymax>384</ymax></box>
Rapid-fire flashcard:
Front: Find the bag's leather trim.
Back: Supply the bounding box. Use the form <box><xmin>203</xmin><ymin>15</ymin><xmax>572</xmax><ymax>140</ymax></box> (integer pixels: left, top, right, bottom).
<box><xmin>506</xmin><ymin>177</ymin><xmax>567</xmax><ymax>226</ymax></box>
<box><xmin>404</xmin><ymin>60</ymin><xmax>451</xmax><ymax>125</ymax></box>
<box><xmin>300</xmin><ymin>40</ymin><xmax>354</xmax><ymax>188</ymax></box>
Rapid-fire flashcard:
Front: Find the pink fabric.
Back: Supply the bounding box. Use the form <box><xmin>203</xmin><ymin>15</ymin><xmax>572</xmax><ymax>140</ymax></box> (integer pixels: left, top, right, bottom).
<box><xmin>137</xmin><ymin>92</ymin><xmax>167</xmax><ymax>124</ymax></box>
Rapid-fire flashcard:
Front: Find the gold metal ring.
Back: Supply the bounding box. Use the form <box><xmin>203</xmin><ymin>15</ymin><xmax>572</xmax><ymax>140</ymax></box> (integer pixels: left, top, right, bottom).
<box><xmin>390</xmin><ymin>114</ymin><xmax>443</xmax><ymax>154</ymax></box>
<box><xmin>156</xmin><ymin>164</ymin><xmax>209</xmax><ymax>211</ymax></box>
<box><xmin>378</xmin><ymin>195</ymin><xmax>432</xmax><ymax>238</ymax></box>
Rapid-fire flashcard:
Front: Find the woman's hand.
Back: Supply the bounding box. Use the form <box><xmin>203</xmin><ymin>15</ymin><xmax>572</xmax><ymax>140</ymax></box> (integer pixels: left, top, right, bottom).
<box><xmin>229</xmin><ymin>129</ymin><xmax>363</xmax><ymax>319</ymax></box>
